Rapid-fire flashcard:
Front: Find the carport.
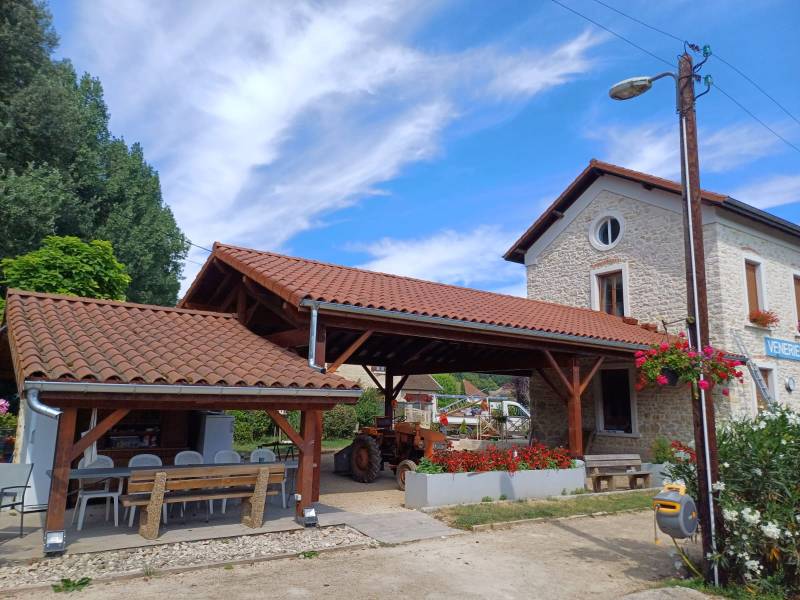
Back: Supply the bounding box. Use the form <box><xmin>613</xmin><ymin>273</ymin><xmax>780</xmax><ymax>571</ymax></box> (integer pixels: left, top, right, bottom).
<box><xmin>0</xmin><ymin>290</ymin><xmax>361</xmax><ymax>553</ymax></box>
<box><xmin>180</xmin><ymin>243</ymin><xmax>669</xmax><ymax>457</ymax></box>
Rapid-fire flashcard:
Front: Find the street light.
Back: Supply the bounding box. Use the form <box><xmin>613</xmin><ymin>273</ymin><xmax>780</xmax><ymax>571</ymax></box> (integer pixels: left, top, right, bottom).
<box><xmin>609</xmin><ymin>56</ymin><xmax>721</xmax><ymax>587</ymax></box>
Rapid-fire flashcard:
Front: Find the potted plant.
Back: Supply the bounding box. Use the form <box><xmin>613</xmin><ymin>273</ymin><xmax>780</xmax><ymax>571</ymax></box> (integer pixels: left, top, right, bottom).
<box><xmin>749</xmin><ymin>308</ymin><xmax>779</xmax><ymax>328</ymax></box>
<box><xmin>635</xmin><ymin>333</ymin><xmax>744</xmax><ymax>395</ymax></box>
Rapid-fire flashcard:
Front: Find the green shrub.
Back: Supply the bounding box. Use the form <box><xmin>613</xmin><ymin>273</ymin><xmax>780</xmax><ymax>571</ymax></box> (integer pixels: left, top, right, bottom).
<box><xmin>416</xmin><ymin>457</ymin><xmax>444</xmax><ymax>474</ymax></box>
<box><xmin>228</xmin><ymin>410</ymin><xmax>272</xmax><ymax>445</ymax></box>
<box><xmin>651</xmin><ymin>436</ymin><xmax>675</xmax><ymax>464</ymax></box>
<box><xmin>354</xmin><ymin>387</ymin><xmax>382</xmax><ymax>428</ymax></box>
<box><xmin>323</xmin><ymin>404</ymin><xmax>358</xmax><ymax>439</ymax></box>
<box><xmin>667</xmin><ymin>405</ymin><xmax>800</xmax><ymax>593</ymax></box>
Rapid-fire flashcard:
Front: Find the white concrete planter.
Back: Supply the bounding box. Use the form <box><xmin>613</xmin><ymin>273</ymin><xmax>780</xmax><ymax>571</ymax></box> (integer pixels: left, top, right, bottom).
<box><xmin>643</xmin><ymin>462</ymin><xmax>669</xmax><ymax>487</ymax></box>
<box><xmin>405</xmin><ymin>461</ymin><xmax>586</xmax><ymax>509</ymax></box>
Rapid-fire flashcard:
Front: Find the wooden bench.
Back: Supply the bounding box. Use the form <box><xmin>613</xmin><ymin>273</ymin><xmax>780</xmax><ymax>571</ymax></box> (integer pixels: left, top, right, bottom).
<box><xmin>584</xmin><ymin>454</ymin><xmax>651</xmax><ymax>492</ymax></box>
<box><xmin>121</xmin><ymin>464</ymin><xmax>285</xmax><ymax>539</ymax></box>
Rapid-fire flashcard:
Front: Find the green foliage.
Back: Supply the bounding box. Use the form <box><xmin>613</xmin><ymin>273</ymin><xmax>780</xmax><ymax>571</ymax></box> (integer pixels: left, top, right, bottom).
<box><xmin>0</xmin><ymin>0</ymin><xmax>187</xmax><ymax>305</ymax></box>
<box><xmin>1</xmin><ymin>236</ymin><xmax>130</xmax><ymax>300</ymax></box>
<box><xmin>354</xmin><ymin>387</ymin><xmax>382</xmax><ymax>428</ymax></box>
<box><xmin>667</xmin><ymin>405</ymin><xmax>800</xmax><ymax>591</ymax></box>
<box><xmin>0</xmin><ymin>411</ymin><xmax>17</xmax><ymax>430</ymax></box>
<box><xmin>433</xmin><ymin>373</ymin><xmax>462</xmax><ymax>396</ymax></box>
<box><xmin>51</xmin><ymin>577</ymin><xmax>91</xmax><ymax>593</ymax></box>
<box><xmin>299</xmin><ymin>550</ymin><xmax>320</xmax><ymax>559</ymax></box>
<box><xmin>415</xmin><ymin>457</ymin><xmax>445</xmax><ymax>474</ymax></box>
<box><xmin>651</xmin><ymin>436</ymin><xmax>675</xmax><ymax>464</ymax></box>
<box><xmin>323</xmin><ymin>404</ymin><xmax>358</xmax><ymax>439</ymax></box>
<box><xmin>481</xmin><ymin>496</ymin><xmax>493</xmax><ymax>503</ymax></box>
<box><xmin>228</xmin><ymin>410</ymin><xmax>273</xmax><ymax>445</ymax></box>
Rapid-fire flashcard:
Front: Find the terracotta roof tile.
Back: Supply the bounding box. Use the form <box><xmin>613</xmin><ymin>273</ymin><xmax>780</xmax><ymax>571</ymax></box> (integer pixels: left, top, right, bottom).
<box><xmin>3</xmin><ymin>290</ymin><xmax>359</xmax><ymax>391</ymax></box>
<box><xmin>210</xmin><ymin>243</ymin><xmax>667</xmax><ymax>349</ymax></box>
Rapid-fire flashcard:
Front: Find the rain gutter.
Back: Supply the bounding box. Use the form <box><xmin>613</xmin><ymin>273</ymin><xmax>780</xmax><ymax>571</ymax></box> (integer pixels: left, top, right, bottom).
<box><xmin>299</xmin><ymin>299</ymin><xmax>648</xmax><ymax>352</ymax></box>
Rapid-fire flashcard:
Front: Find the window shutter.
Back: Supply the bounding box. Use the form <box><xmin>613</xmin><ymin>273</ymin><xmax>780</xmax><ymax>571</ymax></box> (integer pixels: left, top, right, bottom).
<box><xmin>745</xmin><ymin>262</ymin><xmax>760</xmax><ymax>314</ymax></box>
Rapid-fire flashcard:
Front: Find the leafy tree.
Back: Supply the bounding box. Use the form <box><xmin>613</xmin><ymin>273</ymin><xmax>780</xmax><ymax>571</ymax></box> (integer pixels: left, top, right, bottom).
<box><xmin>323</xmin><ymin>404</ymin><xmax>358</xmax><ymax>439</ymax></box>
<box><xmin>354</xmin><ymin>387</ymin><xmax>382</xmax><ymax>428</ymax></box>
<box><xmin>1</xmin><ymin>236</ymin><xmax>130</xmax><ymax>300</ymax></box>
<box><xmin>433</xmin><ymin>373</ymin><xmax>462</xmax><ymax>396</ymax></box>
<box><xmin>0</xmin><ymin>0</ymin><xmax>187</xmax><ymax>305</ymax></box>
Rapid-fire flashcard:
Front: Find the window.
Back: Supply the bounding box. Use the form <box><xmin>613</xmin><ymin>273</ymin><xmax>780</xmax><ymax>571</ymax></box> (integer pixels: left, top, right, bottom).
<box><xmin>598</xmin><ymin>270</ymin><xmax>625</xmax><ymax>317</ymax></box>
<box><xmin>757</xmin><ymin>368</ymin><xmax>774</xmax><ymax>412</ymax></box>
<box><xmin>371</xmin><ymin>365</ymin><xmax>386</xmax><ymax>373</ymax></box>
<box><xmin>745</xmin><ymin>260</ymin><xmax>763</xmax><ymax>316</ymax></box>
<box><xmin>794</xmin><ymin>276</ymin><xmax>800</xmax><ymax>333</ymax></box>
<box><xmin>592</xmin><ymin>215</ymin><xmax>622</xmax><ymax>249</ymax></box>
<box><xmin>597</xmin><ymin>369</ymin><xmax>634</xmax><ymax>434</ymax></box>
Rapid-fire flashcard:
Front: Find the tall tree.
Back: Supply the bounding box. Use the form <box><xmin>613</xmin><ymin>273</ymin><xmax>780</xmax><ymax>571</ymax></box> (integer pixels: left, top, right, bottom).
<box><xmin>0</xmin><ymin>0</ymin><xmax>187</xmax><ymax>305</ymax></box>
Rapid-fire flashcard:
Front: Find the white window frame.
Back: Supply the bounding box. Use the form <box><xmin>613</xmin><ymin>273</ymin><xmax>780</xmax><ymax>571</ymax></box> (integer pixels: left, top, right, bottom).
<box><xmin>742</xmin><ymin>254</ymin><xmax>767</xmax><ymax>320</ymax></box>
<box><xmin>753</xmin><ymin>361</ymin><xmax>779</xmax><ymax>412</ymax></box>
<box><xmin>593</xmin><ymin>365</ymin><xmax>639</xmax><ymax>437</ymax></box>
<box><xmin>589</xmin><ymin>211</ymin><xmax>625</xmax><ymax>252</ymax></box>
<box><xmin>590</xmin><ymin>262</ymin><xmax>630</xmax><ymax>317</ymax></box>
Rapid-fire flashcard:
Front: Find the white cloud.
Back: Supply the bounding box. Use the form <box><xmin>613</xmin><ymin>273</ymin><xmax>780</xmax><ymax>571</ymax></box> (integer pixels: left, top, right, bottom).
<box><xmin>732</xmin><ymin>174</ymin><xmax>800</xmax><ymax>209</ymax></box>
<box><xmin>589</xmin><ymin>121</ymin><xmax>780</xmax><ymax>179</ymax></box>
<box><xmin>63</xmin><ymin>1</ymin><xmax>605</xmax><ymax>288</ymax></box>
<box><xmin>356</xmin><ymin>226</ymin><xmax>524</xmax><ymax>293</ymax></box>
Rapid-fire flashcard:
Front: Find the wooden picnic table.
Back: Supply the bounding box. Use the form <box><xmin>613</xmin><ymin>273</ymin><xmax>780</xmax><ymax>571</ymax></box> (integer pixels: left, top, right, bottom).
<box><xmin>56</xmin><ymin>460</ymin><xmax>299</xmax><ymax>481</ymax></box>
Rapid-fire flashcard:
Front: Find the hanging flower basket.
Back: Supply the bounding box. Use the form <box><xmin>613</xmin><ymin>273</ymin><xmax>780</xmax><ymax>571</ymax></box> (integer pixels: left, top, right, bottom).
<box><xmin>635</xmin><ymin>332</ymin><xmax>744</xmax><ymax>394</ymax></box>
<box><xmin>660</xmin><ymin>367</ymin><xmax>680</xmax><ymax>387</ymax></box>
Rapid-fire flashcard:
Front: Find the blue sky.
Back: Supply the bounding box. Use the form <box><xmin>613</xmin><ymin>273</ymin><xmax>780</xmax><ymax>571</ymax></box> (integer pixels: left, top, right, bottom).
<box><xmin>49</xmin><ymin>0</ymin><xmax>800</xmax><ymax>296</ymax></box>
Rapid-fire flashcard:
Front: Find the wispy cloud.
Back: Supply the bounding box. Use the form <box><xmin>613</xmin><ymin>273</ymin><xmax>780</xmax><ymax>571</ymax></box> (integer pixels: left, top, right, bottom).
<box><xmin>588</xmin><ymin>121</ymin><xmax>781</xmax><ymax>179</ymax></box>
<box><xmin>63</xmin><ymin>1</ymin><xmax>605</xmax><ymax>288</ymax></box>
<box><xmin>733</xmin><ymin>174</ymin><xmax>800</xmax><ymax>209</ymax></box>
<box><xmin>356</xmin><ymin>225</ymin><xmax>525</xmax><ymax>295</ymax></box>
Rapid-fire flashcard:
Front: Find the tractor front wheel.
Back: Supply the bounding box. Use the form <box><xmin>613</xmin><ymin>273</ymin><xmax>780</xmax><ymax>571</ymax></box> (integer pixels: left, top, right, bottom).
<box><xmin>350</xmin><ymin>434</ymin><xmax>381</xmax><ymax>483</ymax></box>
<box><xmin>395</xmin><ymin>459</ymin><xmax>417</xmax><ymax>490</ymax></box>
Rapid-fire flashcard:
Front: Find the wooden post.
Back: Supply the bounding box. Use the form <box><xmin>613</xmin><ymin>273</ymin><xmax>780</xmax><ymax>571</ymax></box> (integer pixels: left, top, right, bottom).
<box><xmin>312</xmin><ymin>410</ymin><xmax>322</xmax><ymax>502</ymax></box>
<box><xmin>568</xmin><ymin>358</ymin><xmax>583</xmax><ymax>457</ymax></box>
<box><xmin>384</xmin><ymin>369</ymin><xmax>394</xmax><ymax>421</ymax></box>
<box><xmin>295</xmin><ymin>409</ymin><xmax>319</xmax><ymax>518</ymax></box>
<box><xmin>44</xmin><ymin>408</ymin><xmax>77</xmax><ymax>540</ymax></box>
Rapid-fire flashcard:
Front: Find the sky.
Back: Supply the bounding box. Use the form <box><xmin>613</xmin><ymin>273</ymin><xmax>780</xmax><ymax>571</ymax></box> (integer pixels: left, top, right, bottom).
<box><xmin>48</xmin><ymin>0</ymin><xmax>800</xmax><ymax>297</ymax></box>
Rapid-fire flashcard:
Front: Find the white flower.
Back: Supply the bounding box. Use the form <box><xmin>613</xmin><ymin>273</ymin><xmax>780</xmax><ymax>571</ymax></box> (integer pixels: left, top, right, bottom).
<box><xmin>757</xmin><ymin>420</ymin><xmax>767</xmax><ymax>429</ymax></box>
<box><xmin>712</xmin><ymin>481</ymin><xmax>726</xmax><ymax>492</ymax></box>
<box><xmin>722</xmin><ymin>508</ymin><xmax>738</xmax><ymax>522</ymax></box>
<box><xmin>723</xmin><ymin>462</ymin><xmax>730</xmax><ymax>468</ymax></box>
<box><xmin>745</xmin><ymin>559</ymin><xmax>761</xmax><ymax>572</ymax></box>
<box><xmin>761</xmin><ymin>522</ymin><xmax>781</xmax><ymax>539</ymax></box>
<box><xmin>753</xmin><ymin>467</ymin><xmax>763</xmax><ymax>476</ymax></box>
<box><xmin>742</xmin><ymin>507</ymin><xmax>761</xmax><ymax>525</ymax></box>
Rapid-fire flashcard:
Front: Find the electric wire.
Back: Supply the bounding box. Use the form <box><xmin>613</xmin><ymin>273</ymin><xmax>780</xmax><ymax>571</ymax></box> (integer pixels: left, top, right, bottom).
<box><xmin>585</xmin><ymin>0</ymin><xmax>800</xmax><ymax>129</ymax></box>
<box><xmin>548</xmin><ymin>0</ymin><xmax>800</xmax><ymax>156</ymax></box>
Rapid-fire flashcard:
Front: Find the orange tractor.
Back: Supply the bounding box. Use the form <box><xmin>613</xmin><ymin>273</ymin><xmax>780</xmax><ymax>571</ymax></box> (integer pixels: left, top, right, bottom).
<box><xmin>334</xmin><ymin>417</ymin><xmax>447</xmax><ymax>490</ymax></box>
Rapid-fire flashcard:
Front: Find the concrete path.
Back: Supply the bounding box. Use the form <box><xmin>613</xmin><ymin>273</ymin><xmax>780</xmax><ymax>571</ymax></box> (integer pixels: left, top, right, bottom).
<box><xmin>325</xmin><ymin>510</ymin><xmax>458</xmax><ymax>544</ymax></box>
<box><xmin>6</xmin><ymin>511</ymin><xmax>702</xmax><ymax>600</ymax></box>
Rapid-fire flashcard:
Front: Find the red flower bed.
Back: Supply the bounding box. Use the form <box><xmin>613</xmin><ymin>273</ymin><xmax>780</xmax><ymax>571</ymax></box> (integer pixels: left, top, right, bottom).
<box><xmin>428</xmin><ymin>443</ymin><xmax>574</xmax><ymax>473</ymax></box>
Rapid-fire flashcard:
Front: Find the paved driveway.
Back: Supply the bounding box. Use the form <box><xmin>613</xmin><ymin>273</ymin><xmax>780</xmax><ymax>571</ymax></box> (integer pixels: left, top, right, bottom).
<box><xmin>12</xmin><ymin>511</ymin><xmax>702</xmax><ymax>600</ymax></box>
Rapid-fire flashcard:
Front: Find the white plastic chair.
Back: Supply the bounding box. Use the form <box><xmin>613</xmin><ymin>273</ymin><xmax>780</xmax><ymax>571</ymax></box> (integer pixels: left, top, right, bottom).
<box><xmin>125</xmin><ymin>454</ymin><xmax>168</xmax><ymax>527</ymax></box>
<box><xmin>214</xmin><ymin>450</ymin><xmax>241</xmax><ymax>514</ymax></box>
<box><xmin>173</xmin><ymin>451</ymin><xmax>204</xmax><ymax>517</ymax></box>
<box><xmin>71</xmin><ymin>455</ymin><xmax>121</xmax><ymax>531</ymax></box>
<box><xmin>249</xmin><ymin>449</ymin><xmax>286</xmax><ymax>509</ymax></box>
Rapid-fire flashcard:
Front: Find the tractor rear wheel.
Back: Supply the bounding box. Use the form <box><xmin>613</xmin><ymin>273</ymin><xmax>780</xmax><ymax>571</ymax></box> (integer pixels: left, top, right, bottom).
<box><xmin>350</xmin><ymin>434</ymin><xmax>381</xmax><ymax>483</ymax></box>
<box><xmin>395</xmin><ymin>459</ymin><xmax>416</xmax><ymax>490</ymax></box>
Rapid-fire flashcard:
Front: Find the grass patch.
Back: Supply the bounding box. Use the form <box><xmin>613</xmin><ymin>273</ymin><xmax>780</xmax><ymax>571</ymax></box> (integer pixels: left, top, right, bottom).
<box><xmin>233</xmin><ymin>437</ymin><xmax>352</xmax><ymax>454</ymax></box>
<box><xmin>435</xmin><ymin>490</ymin><xmax>654</xmax><ymax>529</ymax></box>
<box><xmin>661</xmin><ymin>577</ymin><xmax>790</xmax><ymax>600</ymax></box>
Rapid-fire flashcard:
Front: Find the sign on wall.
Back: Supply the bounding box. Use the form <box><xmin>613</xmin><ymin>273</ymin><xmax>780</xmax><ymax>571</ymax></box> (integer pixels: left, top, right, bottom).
<box><xmin>765</xmin><ymin>337</ymin><xmax>800</xmax><ymax>362</ymax></box>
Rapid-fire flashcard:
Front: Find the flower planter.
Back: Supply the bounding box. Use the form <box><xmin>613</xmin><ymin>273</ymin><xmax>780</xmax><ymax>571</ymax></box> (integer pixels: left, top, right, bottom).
<box><xmin>660</xmin><ymin>367</ymin><xmax>680</xmax><ymax>387</ymax></box>
<box><xmin>404</xmin><ymin>461</ymin><xmax>586</xmax><ymax>509</ymax></box>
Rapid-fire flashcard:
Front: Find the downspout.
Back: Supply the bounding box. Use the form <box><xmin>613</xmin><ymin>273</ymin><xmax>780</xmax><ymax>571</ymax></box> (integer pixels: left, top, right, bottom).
<box><xmin>306</xmin><ymin>302</ymin><xmax>326</xmax><ymax>373</ymax></box>
<box><xmin>25</xmin><ymin>387</ymin><xmax>62</xmax><ymax>419</ymax></box>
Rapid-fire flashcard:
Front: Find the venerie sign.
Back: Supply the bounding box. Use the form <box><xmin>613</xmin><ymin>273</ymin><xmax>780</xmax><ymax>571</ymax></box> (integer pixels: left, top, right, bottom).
<box><xmin>765</xmin><ymin>337</ymin><xmax>800</xmax><ymax>362</ymax></box>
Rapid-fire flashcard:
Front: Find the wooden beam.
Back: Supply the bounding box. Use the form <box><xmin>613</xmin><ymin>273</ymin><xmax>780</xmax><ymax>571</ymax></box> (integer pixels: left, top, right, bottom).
<box><xmin>236</xmin><ymin>286</ymin><xmax>248</xmax><ymax>324</ymax></box>
<box><xmin>45</xmin><ymin>408</ymin><xmax>77</xmax><ymax>538</ymax></box>
<box><xmin>242</xmin><ymin>277</ymin><xmax>304</xmax><ymax>327</ymax></box>
<box><xmin>296</xmin><ymin>409</ymin><xmax>320</xmax><ymax>517</ymax></box>
<box><xmin>542</xmin><ymin>350</ymin><xmax>573</xmax><ymax>394</ymax></box>
<box><xmin>326</xmin><ymin>330</ymin><xmax>373</xmax><ymax>374</ymax></box>
<box><xmin>384</xmin><ymin>370</ymin><xmax>395</xmax><ymax>420</ymax></box>
<box><xmin>567</xmin><ymin>357</ymin><xmax>583</xmax><ymax>457</ymax></box>
<box><xmin>206</xmin><ymin>270</ymin><xmax>236</xmax><ymax>306</ymax></box>
<box><xmin>361</xmin><ymin>365</ymin><xmax>386</xmax><ymax>394</ymax></box>
<box><xmin>219</xmin><ymin>283</ymin><xmax>241</xmax><ymax>313</ymax></box>
<box><xmin>266</xmin><ymin>329</ymin><xmax>307</xmax><ymax>347</ymax></box>
<box><xmin>314</xmin><ymin>323</ymin><xmax>326</xmax><ymax>367</ymax></box>
<box><xmin>69</xmin><ymin>409</ymin><xmax>130</xmax><ymax>461</ymax></box>
<box><xmin>312</xmin><ymin>410</ymin><xmax>323</xmax><ymax>501</ymax></box>
<box><xmin>266</xmin><ymin>409</ymin><xmax>305</xmax><ymax>448</ymax></box>
<box><xmin>392</xmin><ymin>374</ymin><xmax>409</xmax><ymax>400</ymax></box>
<box><xmin>578</xmin><ymin>356</ymin><xmax>605</xmax><ymax>396</ymax></box>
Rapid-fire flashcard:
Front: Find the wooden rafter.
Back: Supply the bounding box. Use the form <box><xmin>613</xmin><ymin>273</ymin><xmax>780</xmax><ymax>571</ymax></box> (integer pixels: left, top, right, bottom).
<box><xmin>534</xmin><ymin>367</ymin><xmax>568</xmax><ymax>403</ymax></box>
<box><xmin>326</xmin><ymin>330</ymin><xmax>373</xmax><ymax>374</ymax></box>
<box><xmin>361</xmin><ymin>365</ymin><xmax>385</xmax><ymax>394</ymax></box>
<box><xmin>69</xmin><ymin>409</ymin><xmax>130</xmax><ymax>461</ymax></box>
<box><xmin>266</xmin><ymin>409</ymin><xmax>305</xmax><ymax>448</ymax></box>
<box><xmin>392</xmin><ymin>374</ymin><xmax>409</xmax><ymax>400</ymax></box>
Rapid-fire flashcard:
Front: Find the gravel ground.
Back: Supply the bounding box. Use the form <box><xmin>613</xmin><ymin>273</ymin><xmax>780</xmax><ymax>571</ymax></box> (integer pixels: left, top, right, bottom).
<box><xmin>0</xmin><ymin>526</ymin><xmax>372</xmax><ymax>591</ymax></box>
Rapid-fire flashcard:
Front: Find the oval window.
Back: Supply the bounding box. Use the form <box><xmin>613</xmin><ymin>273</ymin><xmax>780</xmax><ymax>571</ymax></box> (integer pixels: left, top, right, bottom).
<box><xmin>595</xmin><ymin>216</ymin><xmax>621</xmax><ymax>248</ymax></box>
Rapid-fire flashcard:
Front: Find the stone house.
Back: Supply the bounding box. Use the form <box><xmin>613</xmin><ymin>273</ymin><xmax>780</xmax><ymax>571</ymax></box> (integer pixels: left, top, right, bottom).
<box><xmin>504</xmin><ymin>160</ymin><xmax>800</xmax><ymax>458</ymax></box>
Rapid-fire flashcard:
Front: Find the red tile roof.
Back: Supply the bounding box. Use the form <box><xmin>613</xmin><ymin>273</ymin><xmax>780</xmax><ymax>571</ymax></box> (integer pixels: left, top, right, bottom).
<box><xmin>3</xmin><ymin>290</ymin><xmax>359</xmax><ymax>390</ymax></box>
<box><xmin>207</xmin><ymin>243</ymin><xmax>666</xmax><ymax>349</ymax></box>
<box><xmin>504</xmin><ymin>159</ymin><xmax>730</xmax><ymax>263</ymax></box>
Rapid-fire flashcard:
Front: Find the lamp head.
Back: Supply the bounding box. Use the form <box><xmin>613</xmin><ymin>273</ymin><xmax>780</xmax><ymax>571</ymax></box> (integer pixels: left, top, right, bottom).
<box><xmin>609</xmin><ymin>76</ymin><xmax>653</xmax><ymax>100</ymax></box>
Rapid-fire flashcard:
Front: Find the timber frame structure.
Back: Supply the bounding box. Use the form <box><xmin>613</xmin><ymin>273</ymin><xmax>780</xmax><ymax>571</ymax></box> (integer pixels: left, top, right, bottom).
<box><xmin>181</xmin><ymin>243</ymin><xmax>671</xmax><ymax>458</ymax></box>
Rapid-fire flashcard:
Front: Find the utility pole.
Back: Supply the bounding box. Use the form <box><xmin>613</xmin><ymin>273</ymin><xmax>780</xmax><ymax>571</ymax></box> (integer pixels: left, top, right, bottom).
<box><xmin>677</xmin><ymin>51</ymin><xmax>723</xmax><ymax>584</ymax></box>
